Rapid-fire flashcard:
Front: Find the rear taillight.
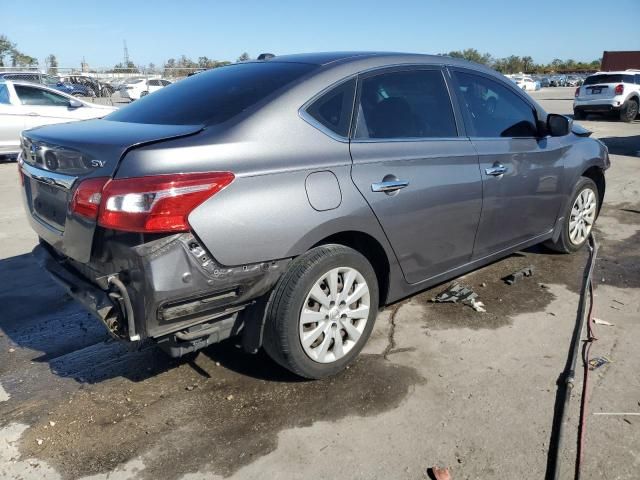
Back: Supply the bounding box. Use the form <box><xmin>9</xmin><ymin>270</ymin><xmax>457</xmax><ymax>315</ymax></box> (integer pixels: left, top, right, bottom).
<box><xmin>71</xmin><ymin>177</ymin><xmax>109</xmax><ymax>219</ymax></box>
<box><xmin>575</xmin><ymin>87</ymin><xmax>580</xmax><ymax>97</ymax></box>
<box><xmin>614</xmin><ymin>84</ymin><xmax>624</xmax><ymax>95</ymax></box>
<box><xmin>97</xmin><ymin>172</ymin><xmax>234</xmax><ymax>233</ymax></box>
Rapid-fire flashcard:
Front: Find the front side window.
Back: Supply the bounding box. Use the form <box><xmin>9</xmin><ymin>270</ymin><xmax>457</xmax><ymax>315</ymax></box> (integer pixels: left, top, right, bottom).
<box><xmin>14</xmin><ymin>85</ymin><xmax>70</xmax><ymax>106</ymax></box>
<box><xmin>354</xmin><ymin>69</ymin><xmax>457</xmax><ymax>139</ymax></box>
<box><xmin>453</xmin><ymin>71</ymin><xmax>538</xmax><ymax>138</ymax></box>
<box><xmin>305</xmin><ymin>78</ymin><xmax>356</xmax><ymax>137</ymax></box>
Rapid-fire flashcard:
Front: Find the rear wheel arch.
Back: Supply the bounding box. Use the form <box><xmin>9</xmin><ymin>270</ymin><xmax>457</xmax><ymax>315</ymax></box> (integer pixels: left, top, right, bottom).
<box><xmin>311</xmin><ymin>231</ymin><xmax>390</xmax><ymax>307</ymax></box>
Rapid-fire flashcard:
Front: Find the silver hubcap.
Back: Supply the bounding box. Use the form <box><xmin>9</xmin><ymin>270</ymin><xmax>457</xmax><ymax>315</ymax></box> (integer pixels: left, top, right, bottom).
<box><xmin>299</xmin><ymin>267</ymin><xmax>370</xmax><ymax>364</ymax></box>
<box><xmin>569</xmin><ymin>187</ymin><xmax>597</xmax><ymax>245</ymax></box>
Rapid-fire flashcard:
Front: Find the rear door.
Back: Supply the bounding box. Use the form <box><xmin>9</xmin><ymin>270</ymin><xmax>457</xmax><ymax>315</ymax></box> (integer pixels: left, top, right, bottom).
<box><xmin>449</xmin><ymin>68</ymin><xmax>565</xmax><ymax>259</ymax></box>
<box><xmin>349</xmin><ymin>66</ymin><xmax>483</xmax><ymax>284</ymax></box>
<box><xmin>13</xmin><ymin>84</ymin><xmax>78</xmax><ymax>128</ymax></box>
<box><xmin>0</xmin><ymin>82</ymin><xmax>26</xmax><ymax>153</ymax></box>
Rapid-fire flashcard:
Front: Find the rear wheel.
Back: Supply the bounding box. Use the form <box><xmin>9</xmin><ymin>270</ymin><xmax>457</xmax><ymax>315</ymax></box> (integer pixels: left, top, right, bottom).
<box><xmin>573</xmin><ymin>109</ymin><xmax>586</xmax><ymax>120</ymax></box>
<box><xmin>620</xmin><ymin>98</ymin><xmax>638</xmax><ymax>123</ymax></box>
<box><xmin>263</xmin><ymin>245</ymin><xmax>379</xmax><ymax>379</ymax></box>
<box><xmin>545</xmin><ymin>177</ymin><xmax>599</xmax><ymax>253</ymax></box>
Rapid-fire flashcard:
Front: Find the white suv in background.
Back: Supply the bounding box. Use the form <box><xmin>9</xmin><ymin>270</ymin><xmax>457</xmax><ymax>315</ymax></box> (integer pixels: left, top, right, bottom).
<box><xmin>119</xmin><ymin>78</ymin><xmax>172</xmax><ymax>101</ymax></box>
<box><xmin>512</xmin><ymin>75</ymin><xmax>539</xmax><ymax>91</ymax></box>
<box><xmin>574</xmin><ymin>70</ymin><xmax>640</xmax><ymax>122</ymax></box>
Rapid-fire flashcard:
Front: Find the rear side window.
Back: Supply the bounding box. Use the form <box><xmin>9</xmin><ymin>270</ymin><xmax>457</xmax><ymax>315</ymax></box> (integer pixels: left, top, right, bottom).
<box><xmin>107</xmin><ymin>62</ymin><xmax>317</xmax><ymax>126</ymax></box>
<box><xmin>0</xmin><ymin>84</ymin><xmax>9</xmax><ymax>104</ymax></box>
<box><xmin>453</xmin><ymin>71</ymin><xmax>537</xmax><ymax>138</ymax></box>
<box><xmin>584</xmin><ymin>74</ymin><xmax>634</xmax><ymax>85</ymax></box>
<box><xmin>305</xmin><ymin>78</ymin><xmax>356</xmax><ymax>137</ymax></box>
<box><xmin>354</xmin><ymin>69</ymin><xmax>457</xmax><ymax>139</ymax></box>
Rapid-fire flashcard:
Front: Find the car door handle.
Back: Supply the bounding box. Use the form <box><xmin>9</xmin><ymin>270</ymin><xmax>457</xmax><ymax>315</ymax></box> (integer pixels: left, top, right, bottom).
<box><xmin>371</xmin><ymin>180</ymin><xmax>409</xmax><ymax>193</ymax></box>
<box><xmin>485</xmin><ymin>164</ymin><xmax>507</xmax><ymax>176</ymax></box>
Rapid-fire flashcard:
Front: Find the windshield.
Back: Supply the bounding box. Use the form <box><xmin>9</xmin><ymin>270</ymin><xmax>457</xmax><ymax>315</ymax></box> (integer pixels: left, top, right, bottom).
<box><xmin>107</xmin><ymin>62</ymin><xmax>317</xmax><ymax>126</ymax></box>
<box><xmin>584</xmin><ymin>74</ymin><xmax>633</xmax><ymax>85</ymax></box>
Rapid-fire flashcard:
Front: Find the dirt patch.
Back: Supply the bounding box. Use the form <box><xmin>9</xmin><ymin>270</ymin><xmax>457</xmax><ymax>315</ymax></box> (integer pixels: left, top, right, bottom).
<box><xmin>19</xmin><ymin>346</ymin><xmax>421</xmax><ymax>479</ymax></box>
<box><xmin>595</xmin><ymin>204</ymin><xmax>640</xmax><ymax>289</ymax></box>
<box><xmin>414</xmin><ymin>246</ymin><xmax>587</xmax><ymax>330</ymax></box>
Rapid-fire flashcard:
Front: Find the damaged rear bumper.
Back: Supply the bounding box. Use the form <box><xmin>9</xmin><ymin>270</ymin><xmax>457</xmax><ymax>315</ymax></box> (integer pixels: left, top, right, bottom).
<box><xmin>33</xmin><ymin>233</ymin><xmax>290</xmax><ymax>356</ymax></box>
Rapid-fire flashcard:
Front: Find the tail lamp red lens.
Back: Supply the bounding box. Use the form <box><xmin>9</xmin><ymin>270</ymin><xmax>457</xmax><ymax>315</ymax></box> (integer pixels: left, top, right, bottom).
<box><xmin>71</xmin><ymin>177</ymin><xmax>109</xmax><ymax>219</ymax></box>
<box><xmin>575</xmin><ymin>87</ymin><xmax>580</xmax><ymax>97</ymax></box>
<box><xmin>70</xmin><ymin>172</ymin><xmax>234</xmax><ymax>232</ymax></box>
<box><xmin>614</xmin><ymin>84</ymin><xmax>624</xmax><ymax>95</ymax></box>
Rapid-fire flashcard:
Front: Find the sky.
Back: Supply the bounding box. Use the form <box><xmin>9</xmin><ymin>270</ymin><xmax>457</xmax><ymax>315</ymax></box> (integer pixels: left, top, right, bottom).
<box><xmin>2</xmin><ymin>0</ymin><xmax>639</xmax><ymax>69</ymax></box>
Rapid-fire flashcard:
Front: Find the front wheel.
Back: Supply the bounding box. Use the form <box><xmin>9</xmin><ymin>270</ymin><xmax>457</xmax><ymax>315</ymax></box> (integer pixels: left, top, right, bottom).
<box><xmin>263</xmin><ymin>245</ymin><xmax>379</xmax><ymax>379</ymax></box>
<box><xmin>545</xmin><ymin>177</ymin><xmax>599</xmax><ymax>253</ymax></box>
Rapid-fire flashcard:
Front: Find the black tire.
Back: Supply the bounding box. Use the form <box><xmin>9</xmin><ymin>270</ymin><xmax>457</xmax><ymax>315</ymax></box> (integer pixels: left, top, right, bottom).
<box><xmin>573</xmin><ymin>109</ymin><xmax>586</xmax><ymax>120</ymax></box>
<box><xmin>263</xmin><ymin>244</ymin><xmax>379</xmax><ymax>379</ymax></box>
<box><xmin>545</xmin><ymin>177</ymin><xmax>599</xmax><ymax>253</ymax></box>
<box><xmin>619</xmin><ymin>98</ymin><xmax>639</xmax><ymax>123</ymax></box>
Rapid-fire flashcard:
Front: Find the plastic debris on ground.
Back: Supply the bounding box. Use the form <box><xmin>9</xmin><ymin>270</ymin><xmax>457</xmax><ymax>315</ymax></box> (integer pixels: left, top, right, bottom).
<box><xmin>503</xmin><ymin>265</ymin><xmax>535</xmax><ymax>285</ymax></box>
<box><xmin>588</xmin><ymin>356</ymin><xmax>611</xmax><ymax>370</ymax></box>
<box><xmin>593</xmin><ymin>318</ymin><xmax>614</xmax><ymax>326</ymax></box>
<box><xmin>430</xmin><ymin>282</ymin><xmax>486</xmax><ymax>313</ymax></box>
<box><xmin>428</xmin><ymin>466</ymin><xmax>452</xmax><ymax>480</ymax></box>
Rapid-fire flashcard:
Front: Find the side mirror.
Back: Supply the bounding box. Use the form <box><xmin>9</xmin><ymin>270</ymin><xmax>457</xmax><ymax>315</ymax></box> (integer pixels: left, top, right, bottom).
<box><xmin>68</xmin><ymin>98</ymin><xmax>83</xmax><ymax>108</ymax></box>
<box><xmin>546</xmin><ymin>113</ymin><xmax>571</xmax><ymax>137</ymax></box>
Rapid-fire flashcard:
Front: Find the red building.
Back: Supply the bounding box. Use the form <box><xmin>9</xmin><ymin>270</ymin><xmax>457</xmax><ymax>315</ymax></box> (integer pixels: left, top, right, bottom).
<box><xmin>601</xmin><ymin>51</ymin><xmax>640</xmax><ymax>71</ymax></box>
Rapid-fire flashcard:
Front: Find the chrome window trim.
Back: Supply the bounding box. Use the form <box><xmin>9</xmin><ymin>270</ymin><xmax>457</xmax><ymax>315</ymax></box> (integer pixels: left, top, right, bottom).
<box><xmin>298</xmin><ymin>75</ymin><xmax>358</xmax><ymax>143</ymax></box>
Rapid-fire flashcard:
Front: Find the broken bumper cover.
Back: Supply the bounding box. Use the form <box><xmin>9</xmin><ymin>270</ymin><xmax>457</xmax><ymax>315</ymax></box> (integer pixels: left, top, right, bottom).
<box><xmin>33</xmin><ymin>233</ymin><xmax>291</xmax><ymax>353</ymax></box>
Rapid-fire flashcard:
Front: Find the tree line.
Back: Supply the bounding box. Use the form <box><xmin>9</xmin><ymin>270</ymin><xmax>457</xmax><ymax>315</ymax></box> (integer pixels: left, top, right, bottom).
<box><xmin>443</xmin><ymin>48</ymin><xmax>601</xmax><ymax>73</ymax></box>
<box><xmin>1</xmin><ymin>33</ymin><xmax>602</xmax><ymax>76</ymax></box>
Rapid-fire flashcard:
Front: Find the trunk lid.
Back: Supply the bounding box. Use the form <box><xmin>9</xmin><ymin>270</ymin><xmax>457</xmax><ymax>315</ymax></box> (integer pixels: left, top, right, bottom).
<box><xmin>20</xmin><ymin>119</ymin><xmax>203</xmax><ymax>262</ymax></box>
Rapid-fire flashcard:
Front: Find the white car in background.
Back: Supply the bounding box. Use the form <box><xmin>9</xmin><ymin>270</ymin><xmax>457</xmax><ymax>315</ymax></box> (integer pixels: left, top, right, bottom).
<box><xmin>512</xmin><ymin>75</ymin><xmax>539</xmax><ymax>91</ymax></box>
<box><xmin>0</xmin><ymin>80</ymin><xmax>115</xmax><ymax>157</ymax></box>
<box><xmin>119</xmin><ymin>78</ymin><xmax>172</xmax><ymax>101</ymax></box>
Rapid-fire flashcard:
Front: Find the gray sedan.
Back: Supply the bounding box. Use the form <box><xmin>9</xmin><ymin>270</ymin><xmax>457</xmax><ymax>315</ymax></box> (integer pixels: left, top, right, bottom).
<box><xmin>19</xmin><ymin>52</ymin><xmax>609</xmax><ymax>378</ymax></box>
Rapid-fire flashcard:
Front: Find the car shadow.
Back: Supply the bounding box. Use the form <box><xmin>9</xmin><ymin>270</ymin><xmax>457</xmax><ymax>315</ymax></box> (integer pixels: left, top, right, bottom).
<box><xmin>0</xmin><ymin>252</ymin><xmax>299</xmax><ymax>386</ymax></box>
<box><xmin>598</xmin><ymin>134</ymin><xmax>640</xmax><ymax>156</ymax></box>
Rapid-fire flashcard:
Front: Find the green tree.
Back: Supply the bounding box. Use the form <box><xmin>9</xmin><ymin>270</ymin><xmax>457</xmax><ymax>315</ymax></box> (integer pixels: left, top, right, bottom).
<box><xmin>0</xmin><ymin>35</ymin><xmax>16</xmax><ymax>67</ymax></box>
<box><xmin>521</xmin><ymin>56</ymin><xmax>533</xmax><ymax>72</ymax></box>
<box><xmin>237</xmin><ymin>52</ymin><xmax>250</xmax><ymax>62</ymax></box>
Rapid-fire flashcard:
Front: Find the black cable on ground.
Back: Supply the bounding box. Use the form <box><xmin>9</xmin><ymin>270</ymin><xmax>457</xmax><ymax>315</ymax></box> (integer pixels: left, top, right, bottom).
<box><xmin>546</xmin><ymin>233</ymin><xmax>598</xmax><ymax>480</ymax></box>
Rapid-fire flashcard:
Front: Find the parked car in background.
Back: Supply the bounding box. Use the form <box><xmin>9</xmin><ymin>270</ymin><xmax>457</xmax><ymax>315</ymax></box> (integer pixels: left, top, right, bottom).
<box><xmin>512</xmin><ymin>75</ymin><xmax>538</xmax><ymax>91</ymax></box>
<box><xmin>20</xmin><ymin>52</ymin><xmax>609</xmax><ymax>379</ymax></box>
<box><xmin>539</xmin><ymin>76</ymin><xmax>551</xmax><ymax>88</ymax></box>
<box><xmin>119</xmin><ymin>78</ymin><xmax>172</xmax><ymax>101</ymax></box>
<box><xmin>65</xmin><ymin>75</ymin><xmax>115</xmax><ymax>98</ymax></box>
<box><xmin>549</xmin><ymin>75</ymin><xmax>567</xmax><ymax>87</ymax></box>
<box><xmin>0</xmin><ymin>80</ymin><xmax>115</xmax><ymax>156</ymax></box>
<box><xmin>574</xmin><ymin>70</ymin><xmax>640</xmax><ymax>122</ymax></box>
<box><xmin>0</xmin><ymin>72</ymin><xmax>93</xmax><ymax>97</ymax></box>
<box><xmin>565</xmin><ymin>76</ymin><xmax>582</xmax><ymax>87</ymax></box>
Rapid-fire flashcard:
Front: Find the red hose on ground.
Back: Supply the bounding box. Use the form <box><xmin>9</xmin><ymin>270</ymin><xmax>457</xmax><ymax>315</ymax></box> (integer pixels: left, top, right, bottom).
<box><xmin>577</xmin><ymin>278</ymin><xmax>598</xmax><ymax>478</ymax></box>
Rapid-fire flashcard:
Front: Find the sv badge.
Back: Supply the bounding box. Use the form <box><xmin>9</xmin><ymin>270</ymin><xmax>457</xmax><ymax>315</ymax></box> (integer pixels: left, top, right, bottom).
<box><xmin>91</xmin><ymin>159</ymin><xmax>106</xmax><ymax>168</ymax></box>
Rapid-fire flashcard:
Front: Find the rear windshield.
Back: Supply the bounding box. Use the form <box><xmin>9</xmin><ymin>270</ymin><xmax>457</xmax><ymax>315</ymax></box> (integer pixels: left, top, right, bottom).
<box><xmin>584</xmin><ymin>74</ymin><xmax>633</xmax><ymax>85</ymax></box>
<box><xmin>107</xmin><ymin>62</ymin><xmax>317</xmax><ymax>126</ymax></box>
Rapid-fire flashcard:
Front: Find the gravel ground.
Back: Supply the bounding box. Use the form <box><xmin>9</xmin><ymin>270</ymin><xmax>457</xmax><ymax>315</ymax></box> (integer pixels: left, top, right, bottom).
<box><xmin>0</xmin><ymin>87</ymin><xmax>638</xmax><ymax>480</ymax></box>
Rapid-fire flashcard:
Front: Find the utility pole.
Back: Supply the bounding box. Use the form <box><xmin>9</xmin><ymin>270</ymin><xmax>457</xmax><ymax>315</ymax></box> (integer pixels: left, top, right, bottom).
<box><xmin>123</xmin><ymin>40</ymin><xmax>129</xmax><ymax>65</ymax></box>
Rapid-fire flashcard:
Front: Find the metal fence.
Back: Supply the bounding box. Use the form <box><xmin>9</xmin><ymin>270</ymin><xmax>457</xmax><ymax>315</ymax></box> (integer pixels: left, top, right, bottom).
<box><xmin>0</xmin><ymin>65</ymin><xmax>208</xmax><ymax>105</ymax></box>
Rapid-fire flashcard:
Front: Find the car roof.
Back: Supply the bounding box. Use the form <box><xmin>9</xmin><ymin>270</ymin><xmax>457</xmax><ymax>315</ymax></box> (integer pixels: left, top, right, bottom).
<box><xmin>259</xmin><ymin>51</ymin><xmax>467</xmax><ymax>67</ymax></box>
<box><xmin>591</xmin><ymin>71</ymin><xmax>637</xmax><ymax>76</ymax></box>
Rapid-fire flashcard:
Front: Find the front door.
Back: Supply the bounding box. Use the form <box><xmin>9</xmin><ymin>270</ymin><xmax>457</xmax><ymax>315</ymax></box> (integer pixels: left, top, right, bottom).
<box><xmin>450</xmin><ymin>69</ymin><xmax>565</xmax><ymax>258</ymax></box>
<box><xmin>349</xmin><ymin>67</ymin><xmax>483</xmax><ymax>284</ymax></box>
